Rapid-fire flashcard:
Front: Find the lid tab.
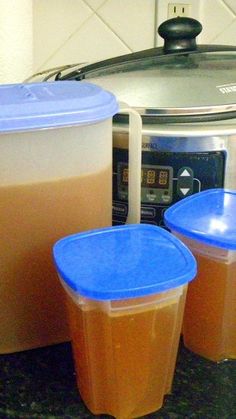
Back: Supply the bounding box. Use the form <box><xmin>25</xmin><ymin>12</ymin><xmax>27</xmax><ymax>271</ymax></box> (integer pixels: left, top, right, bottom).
<box><xmin>53</xmin><ymin>224</ymin><xmax>196</xmax><ymax>300</ymax></box>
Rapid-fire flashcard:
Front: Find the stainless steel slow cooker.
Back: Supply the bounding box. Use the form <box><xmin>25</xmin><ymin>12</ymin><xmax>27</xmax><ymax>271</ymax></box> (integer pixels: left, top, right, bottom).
<box><xmin>41</xmin><ymin>17</ymin><xmax>236</xmax><ymax>227</ymax></box>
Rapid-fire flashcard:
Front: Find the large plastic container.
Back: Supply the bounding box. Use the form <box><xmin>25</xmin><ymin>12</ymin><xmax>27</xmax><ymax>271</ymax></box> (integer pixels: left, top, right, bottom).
<box><xmin>164</xmin><ymin>189</ymin><xmax>236</xmax><ymax>362</ymax></box>
<box><xmin>53</xmin><ymin>224</ymin><xmax>196</xmax><ymax>418</ymax></box>
<box><xmin>0</xmin><ymin>81</ymin><xmax>142</xmax><ymax>354</ymax></box>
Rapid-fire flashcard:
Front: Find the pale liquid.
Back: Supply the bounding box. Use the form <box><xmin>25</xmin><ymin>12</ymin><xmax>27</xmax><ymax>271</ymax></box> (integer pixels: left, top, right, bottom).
<box><xmin>183</xmin><ymin>253</ymin><xmax>236</xmax><ymax>362</ymax></box>
<box><xmin>0</xmin><ymin>166</ymin><xmax>111</xmax><ymax>353</ymax></box>
<box><xmin>67</xmin><ymin>295</ymin><xmax>182</xmax><ymax>419</ymax></box>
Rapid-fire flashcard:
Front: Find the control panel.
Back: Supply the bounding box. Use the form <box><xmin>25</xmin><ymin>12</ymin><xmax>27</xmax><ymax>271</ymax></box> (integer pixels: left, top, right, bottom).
<box><xmin>113</xmin><ymin>148</ymin><xmax>225</xmax><ymax>227</ymax></box>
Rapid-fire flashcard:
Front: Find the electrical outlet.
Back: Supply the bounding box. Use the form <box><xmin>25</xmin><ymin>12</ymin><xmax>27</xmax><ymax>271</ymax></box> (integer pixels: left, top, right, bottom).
<box><xmin>168</xmin><ymin>3</ymin><xmax>191</xmax><ymax>19</ymax></box>
<box><xmin>155</xmin><ymin>0</ymin><xmax>201</xmax><ymax>46</ymax></box>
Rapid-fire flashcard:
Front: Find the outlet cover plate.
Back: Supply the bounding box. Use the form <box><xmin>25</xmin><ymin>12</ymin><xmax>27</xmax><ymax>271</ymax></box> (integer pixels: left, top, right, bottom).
<box><xmin>168</xmin><ymin>3</ymin><xmax>191</xmax><ymax>18</ymax></box>
<box><xmin>155</xmin><ymin>0</ymin><xmax>201</xmax><ymax>46</ymax></box>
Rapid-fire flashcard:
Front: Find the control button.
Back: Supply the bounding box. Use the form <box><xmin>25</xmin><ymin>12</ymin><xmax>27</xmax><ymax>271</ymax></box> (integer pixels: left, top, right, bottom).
<box><xmin>177</xmin><ymin>167</ymin><xmax>193</xmax><ymax>198</ymax></box>
<box><xmin>147</xmin><ymin>192</ymin><xmax>157</xmax><ymax>202</ymax></box>
<box><xmin>180</xmin><ymin>188</ymin><xmax>190</xmax><ymax>196</ymax></box>
<box><xmin>141</xmin><ymin>206</ymin><xmax>156</xmax><ymax>218</ymax></box>
<box><xmin>119</xmin><ymin>193</ymin><xmax>127</xmax><ymax>200</ymax></box>
<box><xmin>162</xmin><ymin>192</ymin><xmax>171</xmax><ymax>203</ymax></box>
<box><xmin>113</xmin><ymin>202</ymin><xmax>127</xmax><ymax>216</ymax></box>
<box><xmin>179</xmin><ymin>168</ymin><xmax>192</xmax><ymax>177</ymax></box>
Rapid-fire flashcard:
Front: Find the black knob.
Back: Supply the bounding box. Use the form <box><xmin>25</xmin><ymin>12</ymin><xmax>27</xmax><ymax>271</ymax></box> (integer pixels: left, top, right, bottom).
<box><xmin>158</xmin><ymin>17</ymin><xmax>202</xmax><ymax>54</ymax></box>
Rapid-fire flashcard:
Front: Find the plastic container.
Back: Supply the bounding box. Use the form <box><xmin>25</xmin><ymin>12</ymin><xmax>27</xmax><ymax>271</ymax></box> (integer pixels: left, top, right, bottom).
<box><xmin>0</xmin><ymin>81</ymin><xmax>142</xmax><ymax>354</ymax></box>
<box><xmin>53</xmin><ymin>224</ymin><xmax>196</xmax><ymax>418</ymax></box>
<box><xmin>164</xmin><ymin>189</ymin><xmax>236</xmax><ymax>362</ymax></box>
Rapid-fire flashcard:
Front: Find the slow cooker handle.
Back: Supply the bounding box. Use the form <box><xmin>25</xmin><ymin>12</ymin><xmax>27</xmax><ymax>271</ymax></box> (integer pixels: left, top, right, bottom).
<box><xmin>158</xmin><ymin>17</ymin><xmax>202</xmax><ymax>54</ymax></box>
<box><xmin>118</xmin><ymin>106</ymin><xmax>142</xmax><ymax>224</ymax></box>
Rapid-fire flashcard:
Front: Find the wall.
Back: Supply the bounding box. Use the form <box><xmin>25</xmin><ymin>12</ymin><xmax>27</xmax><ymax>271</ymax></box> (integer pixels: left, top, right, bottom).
<box><xmin>33</xmin><ymin>0</ymin><xmax>236</xmax><ymax>73</ymax></box>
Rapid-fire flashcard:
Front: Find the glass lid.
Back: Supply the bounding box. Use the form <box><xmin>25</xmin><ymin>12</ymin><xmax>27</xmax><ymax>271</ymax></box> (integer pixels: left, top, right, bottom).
<box><xmin>57</xmin><ymin>17</ymin><xmax>236</xmax><ymax>122</ymax></box>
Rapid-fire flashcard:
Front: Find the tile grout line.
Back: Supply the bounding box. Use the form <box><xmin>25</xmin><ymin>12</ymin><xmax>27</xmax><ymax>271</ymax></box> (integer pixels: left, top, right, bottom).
<box><xmin>209</xmin><ymin>15</ymin><xmax>236</xmax><ymax>43</ymax></box>
<box><xmin>83</xmin><ymin>0</ymin><xmax>109</xmax><ymax>12</ymax></box>
<box><xmin>83</xmin><ymin>0</ymin><xmax>133</xmax><ymax>52</ymax></box>
<box><xmin>200</xmin><ymin>0</ymin><xmax>236</xmax><ymax>44</ymax></box>
<box><xmin>35</xmin><ymin>2</ymin><xmax>94</xmax><ymax>72</ymax></box>
<box><xmin>207</xmin><ymin>0</ymin><xmax>236</xmax><ymax>43</ymax></box>
<box><xmin>221</xmin><ymin>0</ymin><xmax>236</xmax><ymax>17</ymax></box>
<box><xmin>92</xmin><ymin>16</ymin><xmax>133</xmax><ymax>52</ymax></box>
<box><xmin>35</xmin><ymin>0</ymin><xmax>132</xmax><ymax>72</ymax></box>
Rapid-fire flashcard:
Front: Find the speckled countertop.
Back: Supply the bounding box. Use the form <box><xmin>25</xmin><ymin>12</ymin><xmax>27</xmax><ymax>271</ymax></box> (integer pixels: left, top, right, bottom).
<box><xmin>1</xmin><ymin>340</ymin><xmax>236</xmax><ymax>419</ymax></box>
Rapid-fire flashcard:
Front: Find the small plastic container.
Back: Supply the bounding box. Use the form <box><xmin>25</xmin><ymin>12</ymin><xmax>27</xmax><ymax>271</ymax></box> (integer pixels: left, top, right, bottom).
<box><xmin>53</xmin><ymin>224</ymin><xmax>196</xmax><ymax>418</ymax></box>
<box><xmin>164</xmin><ymin>189</ymin><xmax>236</xmax><ymax>362</ymax></box>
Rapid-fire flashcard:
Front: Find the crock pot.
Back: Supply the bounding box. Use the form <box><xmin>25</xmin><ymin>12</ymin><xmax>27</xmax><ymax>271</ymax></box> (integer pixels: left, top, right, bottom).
<box><xmin>56</xmin><ymin>17</ymin><xmax>236</xmax><ymax>227</ymax></box>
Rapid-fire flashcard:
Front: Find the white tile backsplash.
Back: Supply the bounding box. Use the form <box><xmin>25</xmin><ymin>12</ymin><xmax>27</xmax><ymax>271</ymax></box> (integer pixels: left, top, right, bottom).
<box><xmin>96</xmin><ymin>0</ymin><xmax>156</xmax><ymax>51</ymax></box>
<box><xmin>224</xmin><ymin>0</ymin><xmax>236</xmax><ymax>15</ymax></box>
<box><xmin>33</xmin><ymin>0</ymin><xmax>92</xmax><ymax>70</ymax></box>
<box><xmin>33</xmin><ymin>0</ymin><xmax>236</xmax><ymax>73</ymax></box>
<box><xmin>213</xmin><ymin>19</ymin><xmax>236</xmax><ymax>45</ymax></box>
<box><xmin>40</xmin><ymin>13</ymin><xmax>131</xmax><ymax>70</ymax></box>
<box><xmin>200</xmin><ymin>0</ymin><xmax>235</xmax><ymax>43</ymax></box>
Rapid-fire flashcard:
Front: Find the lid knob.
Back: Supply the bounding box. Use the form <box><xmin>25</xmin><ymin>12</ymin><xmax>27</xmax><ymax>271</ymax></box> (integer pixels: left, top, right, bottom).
<box><xmin>158</xmin><ymin>17</ymin><xmax>202</xmax><ymax>54</ymax></box>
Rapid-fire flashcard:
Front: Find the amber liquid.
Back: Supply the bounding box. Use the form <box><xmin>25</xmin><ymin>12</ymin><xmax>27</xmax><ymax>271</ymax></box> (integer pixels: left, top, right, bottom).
<box><xmin>183</xmin><ymin>253</ymin><xmax>236</xmax><ymax>361</ymax></box>
<box><xmin>0</xmin><ymin>166</ymin><xmax>111</xmax><ymax>353</ymax></box>
<box><xmin>67</xmin><ymin>293</ymin><xmax>184</xmax><ymax>419</ymax></box>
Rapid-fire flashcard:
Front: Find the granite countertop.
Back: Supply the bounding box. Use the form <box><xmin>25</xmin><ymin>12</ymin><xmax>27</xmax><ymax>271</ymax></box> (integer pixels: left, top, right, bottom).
<box><xmin>1</xmin><ymin>339</ymin><xmax>236</xmax><ymax>419</ymax></box>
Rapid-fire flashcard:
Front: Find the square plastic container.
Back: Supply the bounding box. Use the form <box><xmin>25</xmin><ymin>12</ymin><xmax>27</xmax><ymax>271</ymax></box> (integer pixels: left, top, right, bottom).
<box><xmin>164</xmin><ymin>189</ymin><xmax>236</xmax><ymax>362</ymax></box>
<box><xmin>53</xmin><ymin>224</ymin><xmax>196</xmax><ymax>418</ymax></box>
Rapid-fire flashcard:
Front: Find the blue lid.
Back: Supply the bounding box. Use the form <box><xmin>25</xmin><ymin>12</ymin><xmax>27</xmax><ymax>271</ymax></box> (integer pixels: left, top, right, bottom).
<box><xmin>53</xmin><ymin>224</ymin><xmax>196</xmax><ymax>301</ymax></box>
<box><xmin>164</xmin><ymin>189</ymin><xmax>236</xmax><ymax>250</ymax></box>
<box><xmin>0</xmin><ymin>81</ymin><xmax>118</xmax><ymax>133</ymax></box>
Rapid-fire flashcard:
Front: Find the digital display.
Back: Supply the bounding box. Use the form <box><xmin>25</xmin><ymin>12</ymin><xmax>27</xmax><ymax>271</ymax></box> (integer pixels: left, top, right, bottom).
<box><xmin>142</xmin><ymin>168</ymin><xmax>169</xmax><ymax>188</ymax></box>
<box><xmin>120</xmin><ymin>166</ymin><xmax>170</xmax><ymax>189</ymax></box>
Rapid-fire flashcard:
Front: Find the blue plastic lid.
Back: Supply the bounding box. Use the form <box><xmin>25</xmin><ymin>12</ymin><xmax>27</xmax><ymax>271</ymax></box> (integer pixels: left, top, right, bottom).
<box><xmin>164</xmin><ymin>189</ymin><xmax>236</xmax><ymax>250</ymax></box>
<box><xmin>0</xmin><ymin>81</ymin><xmax>118</xmax><ymax>133</ymax></box>
<box><xmin>53</xmin><ymin>224</ymin><xmax>196</xmax><ymax>301</ymax></box>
